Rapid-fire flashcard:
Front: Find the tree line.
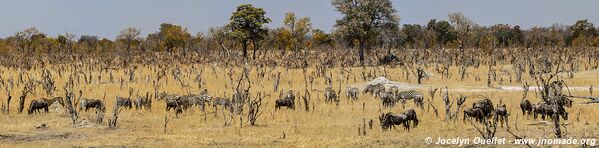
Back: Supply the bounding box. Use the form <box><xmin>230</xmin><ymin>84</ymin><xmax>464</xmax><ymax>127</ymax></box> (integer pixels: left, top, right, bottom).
<box><xmin>0</xmin><ymin>0</ymin><xmax>598</xmax><ymax>62</ymax></box>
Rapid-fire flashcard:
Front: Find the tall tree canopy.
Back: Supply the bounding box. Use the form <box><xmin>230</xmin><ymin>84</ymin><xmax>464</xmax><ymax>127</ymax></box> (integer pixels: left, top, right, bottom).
<box><xmin>158</xmin><ymin>23</ymin><xmax>191</xmax><ymax>53</ymax></box>
<box><xmin>332</xmin><ymin>0</ymin><xmax>399</xmax><ymax>63</ymax></box>
<box><xmin>227</xmin><ymin>4</ymin><xmax>271</xmax><ymax>59</ymax></box>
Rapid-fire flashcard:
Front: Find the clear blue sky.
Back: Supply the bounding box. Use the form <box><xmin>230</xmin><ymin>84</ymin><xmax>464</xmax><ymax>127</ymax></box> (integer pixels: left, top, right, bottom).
<box><xmin>1</xmin><ymin>0</ymin><xmax>598</xmax><ymax>39</ymax></box>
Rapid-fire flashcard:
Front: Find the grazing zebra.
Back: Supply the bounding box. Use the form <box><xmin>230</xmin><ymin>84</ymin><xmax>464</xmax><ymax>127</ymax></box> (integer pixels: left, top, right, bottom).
<box><xmin>363</xmin><ymin>83</ymin><xmax>385</xmax><ymax>97</ymax></box>
<box><xmin>212</xmin><ymin>97</ymin><xmax>233</xmax><ymax>113</ymax></box>
<box><xmin>396</xmin><ymin>90</ymin><xmax>424</xmax><ymax>109</ymax></box>
<box><xmin>135</xmin><ymin>96</ymin><xmax>152</xmax><ymax>110</ymax></box>
<box><xmin>388</xmin><ymin>86</ymin><xmax>399</xmax><ymax>95</ymax></box>
<box><xmin>380</xmin><ymin>91</ymin><xmax>397</xmax><ymax>108</ymax></box>
<box><xmin>345</xmin><ymin>86</ymin><xmax>359</xmax><ymax>101</ymax></box>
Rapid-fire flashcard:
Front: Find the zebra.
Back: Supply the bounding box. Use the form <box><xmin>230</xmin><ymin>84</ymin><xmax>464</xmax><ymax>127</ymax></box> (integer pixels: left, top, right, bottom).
<box><xmin>345</xmin><ymin>86</ymin><xmax>359</xmax><ymax>101</ymax></box>
<box><xmin>212</xmin><ymin>97</ymin><xmax>233</xmax><ymax>113</ymax></box>
<box><xmin>396</xmin><ymin>90</ymin><xmax>424</xmax><ymax>109</ymax></box>
<box><xmin>363</xmin><ymin>83</ymin><xmax>385</xmax><ymax>97</ymax></box>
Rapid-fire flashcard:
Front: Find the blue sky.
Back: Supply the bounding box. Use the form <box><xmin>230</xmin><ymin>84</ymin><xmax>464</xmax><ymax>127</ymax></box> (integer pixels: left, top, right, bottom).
<box><xmin>1</xmin><ymin>0</ymin><xmax>598</xmax><ymax>39</ymax></box>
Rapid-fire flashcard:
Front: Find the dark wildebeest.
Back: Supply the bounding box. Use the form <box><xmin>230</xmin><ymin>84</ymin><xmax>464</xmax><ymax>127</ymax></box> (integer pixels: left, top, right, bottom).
<box><xmin>275</xmin><ymin>98</ymin><xmax>294</xmax><ymax>110</ymax></box>
<box><xmin>494</xmin><ymin>105</ymin><xmax>509</xmax><ymax>127</ymax></box>
<box><xmin>463</xmin><ymin>107</ymin><xmax>485</xmax><ymax>122</ymax></box>
<box><xmin>363</xmin><ymin>83</ymin><xmax>384</xmax><ymax>96</ymax></box>
<box><xmin>116</xmin><ymin>97</ymin><xmax>133</xmax><ymax>109</ymax></box>
<box><xmin>275</xmin><ymin>90</ymin><xmax>295</xmax><ymax>110</ymax></box>
<box><xmin>324</xmin><ymin>87</ymin><xmax>339</xmax><ymax>105</ymax></box>
<box><xmin>472</xmin><ymin>99</ymin><xmax>494</xmax><ymax>118</ymax></box>
<box><xmin>79</xmin><ymin>98</ymin><xmax>105</xmax><ymax>112</ymax></box>
<box><xmin>28</xmin><ymin>100</ymin><xmax>49</xmax><ymax>114</ymax></box>
<box><xmin>345</xmin><ymin>86</ymin><xmax>359</xmax><ymax>101</ymax></box>
<box><xmin>533</xmin><ymin>103</ymin><xmax>568</xmax><ymax>120</ymax></box>
<box><xmin>403</xmin><ymin>109</ymin><xmax>419</xmax><ymax>127</ymax></box>
<box><xmin>520</xmin><ymin>99</ymin><xmax>532</xmax><ymax>116</ymax></box>
<box><xmin>166</xmin><ymin>96</ymin><xmax>181</xmax><ymax>111</ymax></box>
<box><xmin>396</xmin><ymin>90</ymin><xmax>425</xmax><ymax>109</ymax></box>
<box><xmin>135</xmin><ymin>96</ymin><xmax>152</xmax><ymax>110</ymax></box>
<box><xmin>379</xmin><ymin>112</ymin><xmax>411</xmax><ymax>131</ymax></box>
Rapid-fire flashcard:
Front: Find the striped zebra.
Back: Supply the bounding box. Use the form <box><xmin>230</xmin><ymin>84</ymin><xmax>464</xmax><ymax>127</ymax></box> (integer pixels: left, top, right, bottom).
<box><xmin>396</xmin><ymin>90</ymin><xmax>424</xmax><ymax>109</ymax></box>
<box><xmin>345</xmin><ymin>86</ymin><xmax>359</xmax><ymax>101</ymax></box>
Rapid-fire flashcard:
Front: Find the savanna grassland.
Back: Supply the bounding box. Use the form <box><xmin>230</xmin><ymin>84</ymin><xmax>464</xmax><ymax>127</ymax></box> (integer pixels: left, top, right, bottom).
<box><xmin>0</xmin><ymin>58</ymin><xmax>598</xmax><ymax>147</ymax></box>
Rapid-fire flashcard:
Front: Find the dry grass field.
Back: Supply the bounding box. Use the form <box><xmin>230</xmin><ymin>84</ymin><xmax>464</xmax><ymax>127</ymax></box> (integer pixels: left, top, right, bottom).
<box><xmin>0</xmin><ymin>63</ymin><xmax>598</xmax><ymax>147</ymax></box>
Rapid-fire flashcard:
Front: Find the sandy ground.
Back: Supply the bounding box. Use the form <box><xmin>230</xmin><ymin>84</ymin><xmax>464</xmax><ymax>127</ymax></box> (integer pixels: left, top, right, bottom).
<box><xmin>0</xmin><ymin>65</ymin><xmax>598</xmax><ymax>147</ymax></box>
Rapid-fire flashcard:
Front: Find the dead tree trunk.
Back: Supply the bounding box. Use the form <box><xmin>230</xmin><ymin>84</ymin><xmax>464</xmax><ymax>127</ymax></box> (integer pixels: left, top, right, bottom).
<box><xmin>248</xmin><ymin>93</ymin><xmax>264</xmax><ymax>126</ymax></box>
<box><xmin>18</xmin><ymin>95</ymin><xmax>25</xmax><ymax>114</ymax></box>
<box><xmin>65</xmin><ymin>91</ymin><xmax>78</xmax><ymax>127</ymax></box>
<box><xmin>427</xmin><ymin>87</ymin><xmax>439</xmax><ymax>117</ymax></box>
<box><xmin>443</xmin><ymin>87</ymin><xmax>451</xmax><ymax>120</ymax></box>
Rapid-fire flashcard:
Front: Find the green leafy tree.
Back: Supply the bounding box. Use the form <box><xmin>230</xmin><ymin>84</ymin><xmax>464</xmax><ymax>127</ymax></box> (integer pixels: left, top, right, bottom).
<box><xmin>332</xmin><ymin>0</ymin><xmax>399</xmax><ymax>63</ymax></box>
<box><xmin>310</xmin><ymin>29</ymin><xmax>334</xmax><ymax>48</ymax></box>
<box><xmin>569</xmin><ymin>19</ymin><xmax>597</xmax><ymax>46</ymax></box>
<box><xmin>402</xmin><ymin>24</ymin><xmax>424</xmax><ymax>48</ymax></box>
<box><xmin>427</xmin><ymin>19</ymin><xmax>456</xmax><ymax>47</ymax></box>
<box><xmin>227</xmin><ymin>4</ymin><xmax>271</xmax><ymax>59</ymax></box>
<box><xmin>158</xmin><ymin>23</ymin><xmax>191</xmax><ymax>53</ymax></box>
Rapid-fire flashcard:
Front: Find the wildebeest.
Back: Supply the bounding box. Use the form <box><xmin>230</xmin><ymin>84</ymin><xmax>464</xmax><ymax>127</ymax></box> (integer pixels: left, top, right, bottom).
<box><xmin>463</xmin><ymin>107</ymin><xmax>485</xmax><ymax>122</ymax></box>
<box><xmin>533</xmin><ymin>103</ymin><xmax>568</xmax><ymax>120</ymax></box>
<box><xmin>116</xmin><ymin>97</ymin><xmax>133</xmax><ymax>109</ymax></box>
<box><xmin>379</xmin><ymin>112</ymin><xmax>418</xmax><ymax>131</ymax></box>
<box><xmin>345</xmin><ymin>86</ymin><xmax>359</xmax><ymax>101</ymax></box>
<box><xmin>275</xmin><ymin>90</ymin><xmax>295</xmax><ymax>110</ymax></box>
<box><xmin>28</xmin><ymin>100</ymin><xmax>49</xmax><ymax>114</ymax></box>
<box><xmin>79</xmin><ymin>99</ymin><xmax>105</xmax><ymax>112</ymax></box>
<box><xmin>166</xmin><ymin>96</ymin><xmax>182</xmax><ymax>111</ymax></box>
<box><xmin>363</xmin><ymin>83</ymin><xmax>384</xmax><ymax>97</ymax></box>
<box><xmin>472</xmin><ymin>99</ymin><xmax>494</xmax><ymax>118</ymax></box>
<box><xmin>520</xmin><ymin>99</ymin><xmax>532</xmax><ymax>115</ymax></box>
<box><xmin>494</xmin><ymin>105</ymin><xmax>509</xmax><ymax>127</ymax></box>
<box><xmin>396</xmin><ymin>90</ymin><xmax>424</xmax><ymax>109</ymax></box>
<box><xmin>324</xmin><ymin>87</ymin><xmax>339</xmax><ymax>105</ymax></box>
<box><xmin>275</xmin><ymin>98</ymin><xmax>294</xmax><ymax>110</ymax></box>
<box><xmin>403</xmin><ymin>109</ymin><xmax>419</xmax><ymax>127</ymax></box>
<box><xmin>135</xmin><ymin>96</ymin><xmax>152</xmax><ymax>110</ymax></box>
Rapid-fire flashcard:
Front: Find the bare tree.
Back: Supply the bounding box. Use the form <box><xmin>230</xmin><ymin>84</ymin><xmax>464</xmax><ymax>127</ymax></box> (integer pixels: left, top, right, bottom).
<box><xmin>116</xmin><ymin>27</ymin><xmax>141</xmax><ymax>53</ymax></box>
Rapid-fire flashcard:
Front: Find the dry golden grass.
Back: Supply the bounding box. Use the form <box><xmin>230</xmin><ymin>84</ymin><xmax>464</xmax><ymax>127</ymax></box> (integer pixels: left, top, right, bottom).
<box><xmin>0</xmin><ymin>64</ymin><xmax>598</xmax><ymax>147</ymax></box>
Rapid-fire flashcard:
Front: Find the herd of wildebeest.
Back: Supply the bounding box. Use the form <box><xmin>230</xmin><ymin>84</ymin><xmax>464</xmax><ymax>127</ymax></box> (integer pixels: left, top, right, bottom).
<box><xmin>23</xmin><ymin>74</ymin><xmax>573</xmax><ymax>135</ymax></box>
